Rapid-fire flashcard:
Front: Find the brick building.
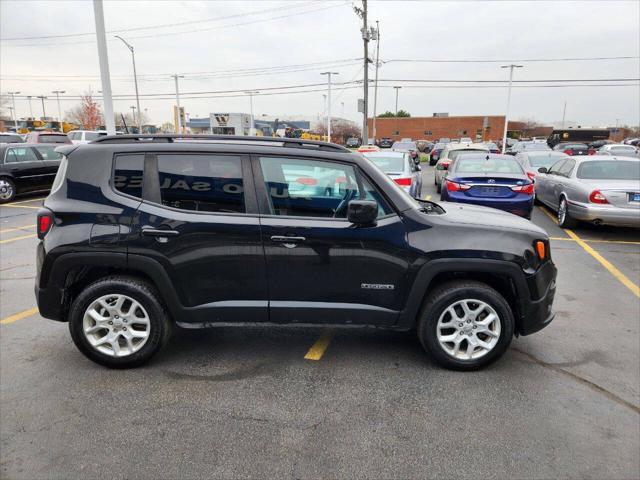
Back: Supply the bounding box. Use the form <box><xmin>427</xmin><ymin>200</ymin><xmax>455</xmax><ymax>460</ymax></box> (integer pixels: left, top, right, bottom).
<box><xmin>368</xmin><ymin>115</ymin><xmax>527</xmax><ymax>142</ymax></box>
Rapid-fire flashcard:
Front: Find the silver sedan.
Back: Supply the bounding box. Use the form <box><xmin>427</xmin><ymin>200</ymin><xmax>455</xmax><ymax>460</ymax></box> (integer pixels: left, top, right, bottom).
<box><xmin>535</xmin><ymin>155</ymin><xmax>640</xmax><ymax>228</ymax></box>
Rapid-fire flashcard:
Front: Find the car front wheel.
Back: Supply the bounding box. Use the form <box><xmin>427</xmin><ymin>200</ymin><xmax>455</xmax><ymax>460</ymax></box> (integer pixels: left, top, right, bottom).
<box><xmin>68</xmin><ymin>275</ymin><xmax>171</xmax><ymax>368</ymax></box>
<box><xmin>417</xmin><ymin>281</ymin><xmax>514</xmax><ymax>370</ymax></box>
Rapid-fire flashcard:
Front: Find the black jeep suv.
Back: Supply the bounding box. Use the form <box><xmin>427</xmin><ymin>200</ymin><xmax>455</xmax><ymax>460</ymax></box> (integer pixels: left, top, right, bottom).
<box><xmin>35</xmin><ymin>135</ymin><xmax>556</xmax><ymax>370</ymax></box>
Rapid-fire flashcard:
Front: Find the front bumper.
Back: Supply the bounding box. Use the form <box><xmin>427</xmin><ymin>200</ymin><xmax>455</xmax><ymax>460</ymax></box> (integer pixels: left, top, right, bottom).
<box><xmin>568</xmin><ymin>201</ymin><xmax>640</xmax><ymax>227</ymax></box>
<box><xmin>518</xmin><ymin>260</ymin><xmax>557</xmax><ymax>335</ymax></box>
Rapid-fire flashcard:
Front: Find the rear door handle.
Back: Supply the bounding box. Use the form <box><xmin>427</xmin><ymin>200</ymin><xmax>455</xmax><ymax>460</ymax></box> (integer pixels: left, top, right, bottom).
<box><xmin>142</xmin><ymin>228</ymin><xmax>180</xmax><ymax>242</ymax></box>
<box><xmin>270</xmin><ymin>235</ymin><xmax>306</xmax><ymax>248</ymax></box>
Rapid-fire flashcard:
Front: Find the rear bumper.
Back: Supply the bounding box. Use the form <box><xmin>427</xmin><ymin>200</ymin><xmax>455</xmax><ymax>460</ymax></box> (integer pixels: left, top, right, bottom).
<box><xmin>518</xmin><ymin>260</ymin><xmax>557</xmax><ymax>335</ymax></box>
<box><xmin>568</xmin><ymin>201</ymin><xmax>640</xmax><ymax>226</ymax></box>
<box><xmin>443</xmin><ymin>194</ymin><xmax>534</xmax><ymax>218</ymax></box>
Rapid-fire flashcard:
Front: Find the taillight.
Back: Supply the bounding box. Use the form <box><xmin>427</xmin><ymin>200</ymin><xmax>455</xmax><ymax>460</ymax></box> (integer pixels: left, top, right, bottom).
<box><xmin>589</xmin><ymin>190</ymin><xmax>609</xmax><ymax>204</ymax></box>
<box><xmin>588</xmin><ymin>149</ymin><xmax>596</xmax><ymax>155</ymax></box>
<box><xmin>394</xmin><ymin>177</ymin><xmax>413</xmax><ymax>186</ymax></box>
<box><xmin>563</xmin><ymin>149</ymin><xmax>573</xmax><ymax>155</ymax></box>
<box><xmin>511</xmin><ymin>183</ymin><xmax>535</xmax><ymax>195</ymax></box>
<box><xmin>526</xmin><ymin>171</ymin><xmax>536</xmax><ymax>181</ymax></box>
<box><xmin>446</xmin><ymin>180</ymin><xmax>471</xmax><ymax>192</ymax></box>
<box><xmin>37</xmin><ymin>209</ymin><xmax>53</xmax><ymax>239</ymax></box>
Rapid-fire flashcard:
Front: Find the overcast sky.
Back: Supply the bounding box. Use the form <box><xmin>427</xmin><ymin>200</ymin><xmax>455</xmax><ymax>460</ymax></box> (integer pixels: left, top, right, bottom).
<box><xmin>1</xmin><ymin>0</ymin><xmax>639</xmax><ymax>128</ymax></box>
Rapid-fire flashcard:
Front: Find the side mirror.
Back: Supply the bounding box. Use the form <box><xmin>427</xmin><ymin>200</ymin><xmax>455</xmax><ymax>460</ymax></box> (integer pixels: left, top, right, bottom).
<box><xmin>347</xmin><ymin>200</ymin><xmax>378</xmax><ymax>226</ymax></box>
<box><xmin>537</xmin><ymin>167</ymin><xmax>548</xmax><ymax>174</ymax></box>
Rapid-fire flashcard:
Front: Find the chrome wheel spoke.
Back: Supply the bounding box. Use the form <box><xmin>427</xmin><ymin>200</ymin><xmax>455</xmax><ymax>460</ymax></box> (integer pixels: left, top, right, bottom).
<box><xmin>83</xmin><ymin>293</ymin><xmax>151</xmax><ymax>357</ymax></box>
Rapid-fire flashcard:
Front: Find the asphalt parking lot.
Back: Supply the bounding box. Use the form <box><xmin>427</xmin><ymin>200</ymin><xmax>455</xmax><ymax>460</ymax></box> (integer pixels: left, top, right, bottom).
<box><xmin>1</xmin><ymin>166</ymin><xmax>639</xmax><ymax>479</ymax></box>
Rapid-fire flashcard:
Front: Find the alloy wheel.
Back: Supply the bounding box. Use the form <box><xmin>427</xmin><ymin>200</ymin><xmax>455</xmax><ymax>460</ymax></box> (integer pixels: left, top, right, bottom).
<box><xmin>0</xmin><ymin>179</ymin><xmax>14</xmax><ymax>201</ymax></box>
<box><xmin>558</xmin><ymin>199</ymin><xmax>567</xmax><ymax>225</ymax></box>
<box><xmin>82</xmin><ymin>294</ymin><xmax>151</xmax><ymax>357</ymax></box>
<box><xmin>436</xmin><ymin>299</ymin><xmax>501</xmax><ymax>360</ymax></box>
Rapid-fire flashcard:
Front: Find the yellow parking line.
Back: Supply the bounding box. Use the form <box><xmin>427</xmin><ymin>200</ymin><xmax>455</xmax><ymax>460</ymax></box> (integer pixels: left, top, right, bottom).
<box><xmin>0</xmin><ymin>233</ymin><xmax>37</xmax><ymax>244</ymax></box>
<box><xmin>424</xmin><ymin>194</ymin><xmax>432</xmax><ymax>200</ymax></box>
<box><xmin>304</xmin><ymin>332</ymin><xmax>332</xmax><ymax>361</ymax></box>
<box><xmin>0</xmin><ymin>307</ymin><xmax>39</xmax><ymax>325</ymax></box>
<box><xmin>539</xmin><ymin>206</ymin><xmax>559</xmax><ymax>225</ymax></box>
<box><xmin>549</xmin><ymin>236</ymin><xmax>640</xmax><ymax>246</ymax></box>
<box><xmin>549</xmin><ymin>237</ymin><xmax>574</xmax><ymax>241</ymax></box>
<box><xmin>4</xmin><ymin>197</ymin><xmax>46</xmax><ymax>205</ymax></box>
<box><xmin>564</xmin><ymin>229</ymin><xmax>640</xmax><ymax>298</ymax></box>
<box><xmin>0</xmin><ymin>224</ymin><xmax>36</xmax><ymax>234</ymax></box>
<box><xmin>1</xmin><ymin>204</ymin><xmax>40</xmax><ymax>210</ymax></box>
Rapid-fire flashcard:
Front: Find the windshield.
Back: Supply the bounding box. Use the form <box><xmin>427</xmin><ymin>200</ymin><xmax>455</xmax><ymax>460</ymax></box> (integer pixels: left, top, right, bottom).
<box><xmin>577</xmin><ymin>160</ymin><xmax>640</xmax><ymax>180</ymax></box>
<box><xmin>527</xmin><ymin>153</ymin><xmax>567</xmax><ymax>168</ymax></box>
<box><xmin>0</xmin><ymin>135</ymin><xmax>23</xmax><ymax>143</ymax></box>
<box><xmin>392</xmin><ymin>142</ymin><xmax>416</xmax><ymax>151</ymax></box>
<box><xmin>449</xmin><ymin>149</ymin><xmax>487</xmax><ymax>161</ymax></box>
<box><xmin>39</xmin><ymin>134</ymin><xmax>69</xmax><ymax>143</ymax></box>
<box><xmin>560</xmin><ymin>144</ymin><xmax>588</xmax><ymax>150</ymax></box>
<box><xmin>456</xmin><ymin>157</ymin><xmax>524</xmax><ymax>174</ymax></box>
<box><xmin>366</xmin><ymin>155</ymin><xmax>406</xmax><ymax>173</ymax></box>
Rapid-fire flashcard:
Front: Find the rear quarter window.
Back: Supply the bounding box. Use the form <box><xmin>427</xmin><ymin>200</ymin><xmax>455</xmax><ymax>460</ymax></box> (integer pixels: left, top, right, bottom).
<box><xmin>113</xmin><ymin>154</ymin><xmax>144</xmax><ymax>198</ymax></box>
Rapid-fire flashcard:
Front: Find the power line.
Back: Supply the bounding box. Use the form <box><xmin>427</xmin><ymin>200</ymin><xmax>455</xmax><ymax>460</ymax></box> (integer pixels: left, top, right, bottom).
<box><xmin>0</xmin><ymin>1</ymin><xmax>318</xmax><ymax>41</ymax></box>
<box><xmin>382</xmin><ymin>56</ymin><xmax>640</xmax><ymax>63</ymax></box>
<box><xmin>3</xmin><ymin>2</ymin><xmax>349</xmax><ymax>47</ymax></box>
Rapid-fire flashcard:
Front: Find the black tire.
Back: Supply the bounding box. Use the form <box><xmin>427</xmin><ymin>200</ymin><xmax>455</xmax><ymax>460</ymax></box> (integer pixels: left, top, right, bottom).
<box><xmin>557</xmin><ymin>197</ymin><xmax>578</xmax><ymax>228</ymax></box>
<box><xmin>68</xmin><ymin>275</ymin><xmax>171</xmax><ymax>368</ymax></box>
<box><xmin>417</xmin><ymin>280</ymin><xmax>515</xmax><ymax>371</ymax></box>
<box><xmin>436</xmin><ymin>181</ymin><xmax>442</xmax><ymax>194</ymax></box>
<box><xmin>0</xmin><ymin>177</ymin><xmax>16</xmax><ymax>204</ymax></box>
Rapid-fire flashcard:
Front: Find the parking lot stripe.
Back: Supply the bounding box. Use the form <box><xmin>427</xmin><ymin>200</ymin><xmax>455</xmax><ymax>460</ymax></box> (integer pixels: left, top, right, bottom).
<box><xmin>3</xmin><ymin>197</ymin><xmax>46</xmax><ymax>205</ymax></box>
<box><xmin>0</xmin><ymin>307</ymin><xmax>39</xmax><ymax>325</ymax></box>
<box><xmin>0</xmin><ymin>233</ymin><xmax>37</xmax><ymax>244</ymax></box>
<box><xmin>0</xmin><ymin>224</ymin><xmax>36</xmax><ymax>234</ymax></box>
<box><xmin>538</xmin><ymin>206</ymin><xmax>559</xmax><ymax>225</ymax></box>
<box><xmin>304</xmin><ymin>332</ymin><xmax>332</xmax><ymax>361</ymax></box>
<box><xmin>549</xmin><ymin>236</ymin><xmax>640</xmax><ymax>246</ymax></box>
<box><xmin>424</xmin><ymin>194</ymin><xmax>432</xmax><ymax>200</ymax></box>
<box><xmin>1</xmin><ymin>204</ymin><xmax>41</xmax><ymax>210</ymax></box>
<box><xmin>564</xmin><ymin>229</ymin><xmax>640</xmax><ymax>298</ymax></box>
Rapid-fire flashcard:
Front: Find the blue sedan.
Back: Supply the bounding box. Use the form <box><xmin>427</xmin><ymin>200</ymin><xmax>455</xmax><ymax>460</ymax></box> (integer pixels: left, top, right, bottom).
<box><xmin>440</xmin><ymin>154</ymin><xmax>535</xmax><ymax>219</ymax></box>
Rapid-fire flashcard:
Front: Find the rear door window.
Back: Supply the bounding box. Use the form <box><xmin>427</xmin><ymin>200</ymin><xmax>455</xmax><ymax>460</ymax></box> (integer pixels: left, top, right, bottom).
<box><xmin>156</xmin><ymin>154</ymin><xmax>245</xmax><ymax>213</ymax></box>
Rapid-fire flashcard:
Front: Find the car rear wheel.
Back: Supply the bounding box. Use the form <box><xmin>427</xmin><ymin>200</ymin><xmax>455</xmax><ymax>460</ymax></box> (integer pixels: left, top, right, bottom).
<box><xmin>0</xmin><ymin>177</ymin><xmax>16</xmax><ymax>204</ymax></box>
<box><xmin>68</xmin><ymin>275</ymin><xmax>171</xmax><ymax>368</ymax></box>
<box><xmin>436</xmin><ymin>181</ymin><xmax>442</xmax><ymax>194</ymax></box>
<box><xmin>557</xmin><ymin>197</ymin><xmax>578</xmax><ymax>228</ymax></box>
<box><xmin>417</xmin><ymin>281</ymin><xmax>514</xmax><ymax>370</ymax></box>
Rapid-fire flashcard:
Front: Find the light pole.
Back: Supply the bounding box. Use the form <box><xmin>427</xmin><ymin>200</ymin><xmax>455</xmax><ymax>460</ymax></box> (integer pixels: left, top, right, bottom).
<box><xmin>393</xmin><ymin>86</ymin><xmax>401</xmax><ymax>137</ymax></box>
<box><xmin>26</xmin><ymin>95</ymin><xmax>33</xmax><ymax>118</ymax></box>
<box><xmin>172</xmin><ymin>74</ymin><xmax>184</xmax><ymax>133</ymax></box>
<box><xmin>561</xmin><ymin>101</ymin><xmax>567</xmax><ymax>128</ymax></box>
<box><xmin>130</xmin><ymin>106</ymin><xmax>137</xmax><ymax>130</ymax></box>
<box><xmin>36</xmin><ymin>95</ymin><xmax>47</xmax><ymax>118</ymax></box>
<box><xmin>372</xmin><ymin>20</ymin><xmax>381</xmax><ymax>142</ymax></box>
<box><xmin>321</xmin><ymin>71</ymin><xmax>338</xmax><ymax>143</ymax></box>
<box><xmin>322</xmin><ymin>94</ymin><xmax>327</xmax><ymax>137</ymax></box>
<box><xmin>244</xmin><ymin>90</ymin><xmax>259</xmax><ymax>135</ymax></box>
<box><xmin>93</xmin><ymin>0</ymin><xmax>115</xmax><ymax>134</ymax></box>
<box><xmin>500</xmin><ymin>64</ymin><xmax>523</xmax><ymax>153</ymax></box>
<box><xmin>115</xmin><ymin>35</ymin><xmax>142</xmax><ymax>131</ymax></box>
<box><xmin>51</xmin><ymin>90</ymin><xmax>65</xmax><ymax>124</ymax></box>
<box><xmin>7</xmin><ymin>91</ymin><xmax>20</xmax><ymax>130</ymax></box>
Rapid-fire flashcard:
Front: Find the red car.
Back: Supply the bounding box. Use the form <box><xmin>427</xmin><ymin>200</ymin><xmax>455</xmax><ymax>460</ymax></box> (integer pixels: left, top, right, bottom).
<box><xmin>25</xmin><ymin>131</ymin><xmax>72</xmax><ymax>144</ymax></box>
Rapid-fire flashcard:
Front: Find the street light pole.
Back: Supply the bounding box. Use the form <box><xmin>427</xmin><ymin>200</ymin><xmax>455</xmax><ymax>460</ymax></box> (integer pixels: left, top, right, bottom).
<box><xmin>500</xmin><ymin>64</ymin><xmax>523</xmax><ymax>154</ymax></box>
<box><xmin>321</xmin><ymin>72</ymin><xmax>339</xmax><ymax>143</ymax></box>
<box><xmin>93</xmin><ymin>0</ymin><xmax>116</xmax><ymax>134</ymax></box>
<box><xmin>393</xmin><ymin>86</ymin><xmax>401</xmax><ymax>137</ymax></box>
<box><xmin>244</xmin><ymin>90</ymin><xmax>259</xmax><ymax>135</ymax></box>
<box><xmin>561</xmin><ymin>101</ymin><xmax>567</xmax><ymax>128</ymax></box>
<box><xmin>37</xmin><ymin>95</ymin><xmax>47</xmax><ymax>118</ymax></box>
<box><xmin>172</xmin><ymin>74</ymin><xmax>184</xmax><ymax>133</ymax></box>
<box><xmin>51</xmin><ymin>90</ymin><xmax>65</xmax><ymax>124</ymax></box>
<box><xmin>27</xmin><ymin>96</ymin><xmax>33</xmax><ymax>118</ymax></box>
<box><xmin>7</xmin><ymin>91</ymin><xmax>20</xmax><ymax>130</ymax></box>
<box><xmin>372</xmin><ymin>20</ymin><xmax>381</xmax><ymax>142</ymax></box>
<box><xmin>114</xmin><ymin>35</ymin><xmax>142</xmax><ymax>131</ymax></box>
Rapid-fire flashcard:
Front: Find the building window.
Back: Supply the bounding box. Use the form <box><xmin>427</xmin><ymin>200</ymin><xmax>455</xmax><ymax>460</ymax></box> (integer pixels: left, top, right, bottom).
<box><xmin>393</xmin><ymin>131</ymin><xmax>399</xmax><ymax>135</ymax></box>
<box><xmin>424</xmin><ymin>130</ymin><xmax>432</xmax><ymax>136</ymax></box>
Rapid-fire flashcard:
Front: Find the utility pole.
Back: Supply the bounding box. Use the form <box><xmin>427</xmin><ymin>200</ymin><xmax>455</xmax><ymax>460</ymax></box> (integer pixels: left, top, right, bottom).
<box><xmin>561</xmin><ymin>101</ymin><xmax>567</xmax><ymax>128</ymax></box>
<box><xmin>354</xmin><ymin>0</ymin><xmax>370</xmax><ymax>144</ymax></box>
<box><xmin>51</xmin><ymin>90</ymin><xmax>65</xmax><ymax>123</ymax></box>
<box><xmin>173</xmin><ymin>74</ymin><xmax>184</xmax><ymax>133</ymax></box>
<box><xmin>321</xmin><ymin>72</ymin><xmax>338</xmax><ymax>143</ymax></box>
<box><xmin>322</xmin><ymin>94</ymin><xmax>327</xmax><ymax>137</ymax></box>
<box><xmin>26</xmin><ymin>95</ymin><xmax>33</xmax><ymax>118</ymax></box>
<box><xmin>37</xmin><ymin>95</ymin><xmax>47</xmax><ymax>118</ymax></box>
<box><xmin>130</xmin><ymin>106</ymin><xmax>137</xmax><ymax>130</ymax></box>
<box><xmin>500</xmin><ymin>64</ymin><xmax>523</xmax><ymax>154</ymax></box>
<box><xmin>93</xmin><ymin>0</ymin><xmax>116</xmax><ymax>134</ymax></box>
<box><xmin>394</xmin><ymin>86</ymin><xmax>401</xmax><ymax>137</ymax></box>
<box><xmin>244</xmin><ymin>90</ymin><xmax>259</xmax><ymax>135</ymax></box>
<box><xmin>115</xmin><ymin>35</ymin><xmax>142</xmax><ymax>131</ymax></box>
<box><xmin>372</xmin><ymin>20</ymin><xmax>381</xmax><ymax>142</ymax></box>
<box><xmin>7</xmin><ymin>91</ymin><xmax>20</xmax><ymax>130</ymax></box>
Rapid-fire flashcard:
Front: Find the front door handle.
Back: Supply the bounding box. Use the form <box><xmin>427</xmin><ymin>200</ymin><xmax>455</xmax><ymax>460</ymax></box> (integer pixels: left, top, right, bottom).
<box><xmin>270</xmin><ymin>235</ymin><xmax>306</xmax><ymax>248</ymax></box>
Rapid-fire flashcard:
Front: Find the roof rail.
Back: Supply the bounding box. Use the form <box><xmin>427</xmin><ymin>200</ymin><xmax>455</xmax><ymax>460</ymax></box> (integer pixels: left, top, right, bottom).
<box><xmin>90</xmin><ymin>134</ymin><xmax>351</xmax><ymax>152</ymax></box>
